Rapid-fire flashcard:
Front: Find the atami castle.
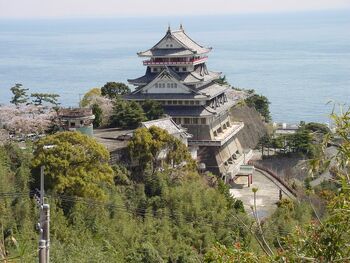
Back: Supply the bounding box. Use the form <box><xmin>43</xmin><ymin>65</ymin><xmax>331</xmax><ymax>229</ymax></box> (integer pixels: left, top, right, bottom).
<box><xmin>125</xmin><ymin>25</ymin><xmax>253</xmax><ymax>179</ymax></box>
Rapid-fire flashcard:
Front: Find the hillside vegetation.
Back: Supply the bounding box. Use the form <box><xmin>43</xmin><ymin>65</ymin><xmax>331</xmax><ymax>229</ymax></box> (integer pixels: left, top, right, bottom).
<box><xmin>0</xmin><ymin>131</ymin><xmax>249</xmax><ymax>262</ymax></box>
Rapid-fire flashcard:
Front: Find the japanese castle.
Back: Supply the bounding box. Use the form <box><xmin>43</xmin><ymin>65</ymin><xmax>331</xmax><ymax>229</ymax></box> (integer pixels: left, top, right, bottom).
<box><xmin>125</xmin><ymin>25</ymin><xmax>253</xmax><ymax>179</ymax></box>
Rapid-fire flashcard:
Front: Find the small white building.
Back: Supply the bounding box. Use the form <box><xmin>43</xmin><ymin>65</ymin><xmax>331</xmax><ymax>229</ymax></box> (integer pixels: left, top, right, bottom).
<box><xmin>273</xmin><ymin>122</ymin><xmax>299</xmax><ymax>135</ymax></box>
<box><xmin>58</xmin><ymin>108</ymin><xmax>95</xmax><ymax>136</ymax></box>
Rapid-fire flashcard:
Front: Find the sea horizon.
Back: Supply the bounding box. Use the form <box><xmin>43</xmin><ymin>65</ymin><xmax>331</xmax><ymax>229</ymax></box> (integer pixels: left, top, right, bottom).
<box><xmin>0</xmin><ymin>10</ymin><xmax>349</xmax><ymax>124</ymax></box>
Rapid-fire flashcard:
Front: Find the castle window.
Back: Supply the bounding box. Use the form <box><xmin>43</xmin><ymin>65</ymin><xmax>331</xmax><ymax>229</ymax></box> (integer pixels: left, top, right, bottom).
<box><xmin>178</xmin><ymin>101</ymin><xmax>183</xmax><ymax>105</ymax></box>
<box><xmin>184</xmin><ymin>101</ymin><xmax>189</xmax><ymax>105</ymax></box>
<box><xmin>182</xmin><ymin>67</ymin><xmax>186</xmax><ymax>71</ymax></box>
<box><xmin>173</xmin><ymin>100</ymin><xmax>178</xmax><ymax>105</ymax></box>
<box><xmin>162</xmin><ymin>83</ymin><xmax>166</xmax><ymax>88</ymax></box>
<box><xmin>175</xmin><ymin>67</ymin><xmax>179</xmax><ymax>72</ymax></box>
<box><xmin>201</xmin><ymin>118</ymin><xmax>206</xmax><ymax>124</ymax></box>
<box><xmin>184</xmin><ymin>118</ymin><xmax>190</xmax><ymax>124</ymax></box>
<box><xmin>155</xmin><ymin>83</ymin><xmax>158</xmax><ymax>88</ymax></box>
<box><xmin>174</xmin><ymin>83</ymin><xmax>177</xmax><ymax>88</ymax></box>
<box><xmin>195</xmin><ymin>101</ymin><xmax>199</xmax><ymax>105</ymax></box>
<box><xmin>167</xmin><ymin>101</ymin><xmax>172</xmax><ymax>104</ymax></box>
<box><xmin>192</xmin><ymin>118</ymin><xmax>198</xmax><ymax>124</ymax></box>
<box><xmin>167</xmin><ymin>83</ymin><xmax>171</xmax><ymax>88</ymax></box>
<box><xmin>190</xmin><ymin>101</ymin><xmax>194</xmax><ymax>105</ymax></box>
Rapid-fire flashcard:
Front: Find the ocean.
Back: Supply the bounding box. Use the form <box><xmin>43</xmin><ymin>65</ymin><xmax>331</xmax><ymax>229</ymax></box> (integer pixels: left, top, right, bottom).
<box><xmin>0</xmin><ymin>11</ymin><xmax>349</xmax><ymax>123</ymax></box>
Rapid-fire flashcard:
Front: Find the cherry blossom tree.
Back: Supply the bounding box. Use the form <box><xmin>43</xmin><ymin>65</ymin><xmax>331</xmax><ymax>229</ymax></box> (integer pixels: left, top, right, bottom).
<box><xmin>0</xmin><ymin>105</ymin><xmax>57</xmax><ymax>135</ymax></box>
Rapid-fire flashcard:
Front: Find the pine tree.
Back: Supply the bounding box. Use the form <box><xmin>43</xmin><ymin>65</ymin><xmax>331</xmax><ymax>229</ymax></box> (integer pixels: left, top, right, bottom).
<box><xmin>10</xmin><ymin>83</ymin><xmax>28</xmax><ymax>105</ymax></box>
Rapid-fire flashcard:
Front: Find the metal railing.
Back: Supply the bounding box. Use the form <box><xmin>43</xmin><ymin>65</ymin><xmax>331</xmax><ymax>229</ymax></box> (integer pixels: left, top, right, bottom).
<box><xmin>143</xmin><ymin>56</ymin><xmax>208</xmax><ymax>66</ymax></box>
<box><xmin>248</xmin><ymin>160</ymin><xmax>298</xmax><ymax>197</ymax></box>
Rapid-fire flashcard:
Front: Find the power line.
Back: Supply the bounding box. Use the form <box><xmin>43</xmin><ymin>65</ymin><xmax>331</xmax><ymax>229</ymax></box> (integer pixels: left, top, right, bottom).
<box><xmin>0</xmin><ymin>190</ymin><xmax>250</xmax><ymax>232</ymax></box>
<box><xmin>0</xmin><ymin>190</ymin><xmax>295</xmax><ymax>252</ymax></box>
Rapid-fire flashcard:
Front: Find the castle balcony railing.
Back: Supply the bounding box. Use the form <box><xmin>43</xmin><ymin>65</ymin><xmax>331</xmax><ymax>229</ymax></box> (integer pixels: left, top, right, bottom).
<box><xmin>143</xmin><ymin>56</ymin><xmax>208</xmax><ymax>66</ymax></box>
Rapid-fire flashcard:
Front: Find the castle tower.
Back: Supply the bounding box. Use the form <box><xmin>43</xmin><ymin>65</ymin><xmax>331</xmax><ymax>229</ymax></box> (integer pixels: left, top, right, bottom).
<box><xmin>125</xmin><ymin>25</ymin><xmax>252</xmax><ymax>179</ymax></box>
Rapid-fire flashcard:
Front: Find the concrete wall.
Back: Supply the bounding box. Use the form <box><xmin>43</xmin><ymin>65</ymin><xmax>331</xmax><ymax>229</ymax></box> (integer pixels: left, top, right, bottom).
<box><xmin>76</xmin><ymin>125</ymin><xmax>94</xmax><ymax>136</ymax></box>
<box><xmin>184</xmin><ymin>124</ymin><xmax>212</xmax><ymax>140</ymax></box>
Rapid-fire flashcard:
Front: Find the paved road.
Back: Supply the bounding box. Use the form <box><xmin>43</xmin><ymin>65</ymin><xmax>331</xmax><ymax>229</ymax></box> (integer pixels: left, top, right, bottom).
<box><xmin>229</xmin><ymin>169</ymin><xmax>294</xmax><ymax>218</ymax></box>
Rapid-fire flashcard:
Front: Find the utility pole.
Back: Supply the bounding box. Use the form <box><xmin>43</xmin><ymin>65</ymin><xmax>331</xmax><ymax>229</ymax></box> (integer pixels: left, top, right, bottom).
<box><xmin>39</xmin><ymin>240</ymin><xmax>46</xmax><ymax>263</ymax></box>
<box><xmin>43</xmin><ymin>204</ymin><xmax>50</xmax><ymax>263</ymax></box>
<box><xmin>38</xmin><ymin>165</ymin><xmax>50</xmax><ymax>263</ymax></box>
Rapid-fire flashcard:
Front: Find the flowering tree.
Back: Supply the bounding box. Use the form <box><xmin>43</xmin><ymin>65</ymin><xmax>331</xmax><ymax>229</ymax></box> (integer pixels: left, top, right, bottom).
<box><xmin>80</xmin><ymin>90</ymin><xmax>114</xmax><ymax>126</ymax></box>
<box><xmin>0</xmin><ymin>105</ymin><xmax>57</xmax><ymax>135</ymax></box>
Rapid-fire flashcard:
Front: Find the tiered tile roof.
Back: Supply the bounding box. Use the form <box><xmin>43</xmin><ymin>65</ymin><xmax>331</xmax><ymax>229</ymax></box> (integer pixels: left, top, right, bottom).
<box><xmin>138</xmin><ymin>27</ymin><xmax>211</xmax><ymax>57</ymax></box>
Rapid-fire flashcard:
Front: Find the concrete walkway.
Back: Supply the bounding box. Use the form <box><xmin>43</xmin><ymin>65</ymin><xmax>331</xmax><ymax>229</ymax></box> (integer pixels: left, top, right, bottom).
<box><xmin>229</xmin><ymin>170</ymin><xmax>294</xmax><ymax>218</ymax></box>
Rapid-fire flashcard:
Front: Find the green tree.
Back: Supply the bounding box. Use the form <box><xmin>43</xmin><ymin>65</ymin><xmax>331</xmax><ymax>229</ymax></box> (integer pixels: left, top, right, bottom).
<box><xmin>205</xmin><ymin>243</ymin><xmax>262</xmax><ymax>263</ymax></box>
<box><xmin>245</xmin><ymin>94</ymin><xmax>271</xmax><ymax>122</ymax></box>
<box><xmin>30</xmin><ymin>93</ymin><xmax>60</xmax><ymax>106</ymax></box>
<box><xmin>0</xmin><ymin>143</ymin><xmax>37</xmax><ymax>262</ymax></box>
<box><xmin>303</xmin><ymin>122</ymin><xmax>330</xmax><ymax>134</ymax></box>
<box><xmin>0</xmin><ymin>136</ymin><xmax>252</xmax><ymax>262</ymax></box>
<box><xmin>80</xmin><ymin>88</ymin><xmax>101</xmax><ymax>107</ymax></box>
<box><xmin>110</xmin><ymin>99</ymin><xmax>146</xmax><ymax>129</ymax></box>
<box><xmin>10</xmin><ymin>83</ymin><xmax>28</xmax><ymax>105</ymax></box>
<box><xmin>258</xmin><ymin>134</ymin><xmax>273</xmax><ymax>156</ymax></box>
<box><xmin>32</xmin><ymin>131</ymin><xmax>113</xmax><ymax>200</ymax></box>
<box><xmin>101</xmin><ymin>82</ymin><xmax>130</xmax><ymax>99</ymax></box>
<box><xmin>291</xmin><ymin>129</ymin><xmax>313</xmax><ymax>154</ymax></box>
<box><xmin>140</xmin><ymin>100</ymin><xmax>164</xmax><ymax>120</ymax></box>
<box><xmin>91</xmin><ymin>103</ymin><xmax>103</xmax><ymax>128</ymax></box>
<box><xmin>128</xmin><ymin>126</ymin><xmax>194</xmax><ymax>174</ymax></box>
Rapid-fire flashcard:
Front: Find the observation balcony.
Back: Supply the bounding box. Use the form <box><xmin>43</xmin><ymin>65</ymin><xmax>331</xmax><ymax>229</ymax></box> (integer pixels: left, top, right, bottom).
<box><xmin>143</xmin><ymin>56</ymin><xmax>208</xmax><ymax>66</ymax></box>
<box><xmin>188</xmin><ymin>122</ymin><xmax>244</xmax><ymax>147</ymax></box>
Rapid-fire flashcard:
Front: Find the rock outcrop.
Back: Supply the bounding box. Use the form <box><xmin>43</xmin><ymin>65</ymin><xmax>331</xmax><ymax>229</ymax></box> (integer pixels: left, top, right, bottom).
<box><xmin>230</xmin><ymin>105</ymin><xmax>267</xmax><ymax>149</ymax></box>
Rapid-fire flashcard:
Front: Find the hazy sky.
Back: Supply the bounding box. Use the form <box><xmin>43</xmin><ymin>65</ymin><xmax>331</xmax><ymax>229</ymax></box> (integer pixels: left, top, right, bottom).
<box><xmin>1</xmin><ymin>0</ymin><xmax>350</xmax><ymax>19</ymax></box>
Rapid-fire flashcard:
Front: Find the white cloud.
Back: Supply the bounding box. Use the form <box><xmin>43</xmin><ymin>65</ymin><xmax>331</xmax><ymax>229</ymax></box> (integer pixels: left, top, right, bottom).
<box><xmin>0</xmin><ymin>0</ymin><xmax>349</xmax><ymax>19</ymax></box>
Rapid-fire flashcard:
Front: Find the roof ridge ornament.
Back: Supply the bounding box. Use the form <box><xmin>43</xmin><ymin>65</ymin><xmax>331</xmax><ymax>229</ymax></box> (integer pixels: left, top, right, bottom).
<box><xmin>167</xmin><ymin>24</ymin><xmax>171</xmax><ymax>34</ymax></box>
<box><xmin>180</xmin><ymin>23</ymin><xmax>184</xmax><ymax>31</ymax></box>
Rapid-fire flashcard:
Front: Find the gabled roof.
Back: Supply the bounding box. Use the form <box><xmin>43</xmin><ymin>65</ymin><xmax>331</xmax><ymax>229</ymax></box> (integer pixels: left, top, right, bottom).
<box><xmin>127</xmin><ymin>66</ymin><xmax>228</xmax><ymax>101</ymax></box>
<box><xmin>138</xmin><ymin>26</ymin><xmax>212</xmax><ymax>57</ymax></box>
<box><xmin>141</xmin><ymin>117</ymin><xmax>192</xmax><ymax>138</ymax></box>
<box><xmin>129</xmin><ymin>67</ymin><xmax>200</xmax><ymax>95</ymax></box>
<box><xmin>128</xmin><ymin>64</ymin><xmax>221</xmax><ymax>86</ymax></box>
